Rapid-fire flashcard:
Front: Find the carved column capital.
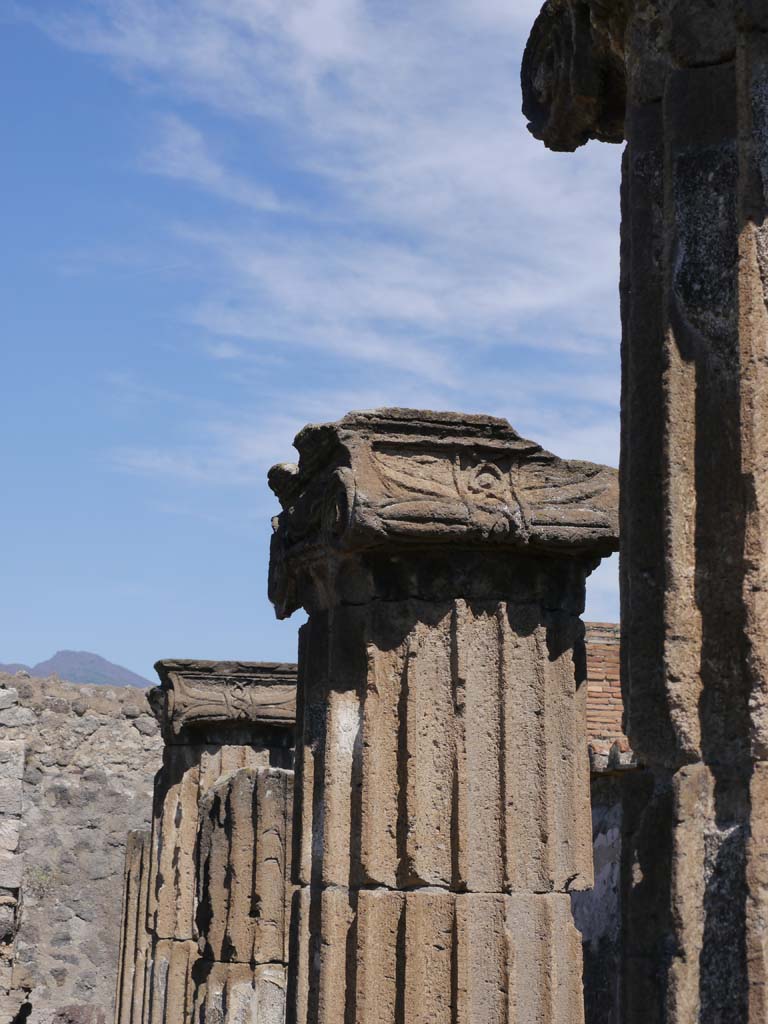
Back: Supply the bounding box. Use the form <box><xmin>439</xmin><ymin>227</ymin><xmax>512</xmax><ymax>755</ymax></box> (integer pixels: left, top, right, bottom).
<box><xmin>267</xmin><ymin>408</ymin><xmax>619</xmax><ymax>617</ymax></box>
<box><xmin>522</xmin><ymin>0</ymin><xmax>628</xmax><ymax>152</ymax></box>
<box><xmin>150</xmin><ymin>660</ymin><xmax>297</xmax><ymax>744</ymax></box>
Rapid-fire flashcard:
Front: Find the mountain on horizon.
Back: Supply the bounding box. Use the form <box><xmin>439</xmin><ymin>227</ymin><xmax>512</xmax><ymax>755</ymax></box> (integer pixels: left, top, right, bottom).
<box><xmin>0</xmin><ymin>650</ymin><xmax>152</xmax><ymax>688</ymax></box>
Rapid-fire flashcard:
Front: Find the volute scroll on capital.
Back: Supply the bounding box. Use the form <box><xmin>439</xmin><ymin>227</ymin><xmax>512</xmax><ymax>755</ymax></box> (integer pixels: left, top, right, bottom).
<box><xmin>268</xmin><ymin>408</ymin><xmax>619</xmax><ymax>617</ymax></box>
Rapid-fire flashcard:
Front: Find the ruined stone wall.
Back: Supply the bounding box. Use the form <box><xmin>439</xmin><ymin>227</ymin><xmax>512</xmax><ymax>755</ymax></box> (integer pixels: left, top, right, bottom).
<box><xmin>0</xmin><ymin>625</ymin><xmax>630</xmax><ymax>1024</ymax></box>
<box><xmin>0</xmin><ymin>673</ymin><xmax>162</xmax><ymax>1024</ymax></box>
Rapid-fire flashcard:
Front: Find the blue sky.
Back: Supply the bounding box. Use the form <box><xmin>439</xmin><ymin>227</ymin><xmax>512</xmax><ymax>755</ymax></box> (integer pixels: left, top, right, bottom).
<box><xmin>2</xmin><ymin>1</ymin><xmax>623</xmax><ymax>680</ymax></box>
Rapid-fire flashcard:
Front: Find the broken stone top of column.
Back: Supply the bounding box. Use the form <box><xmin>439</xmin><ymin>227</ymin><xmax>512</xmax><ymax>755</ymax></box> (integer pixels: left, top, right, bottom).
<box><xmin>522</xmin><ymin>0</ymin><xmax>750</xmax><ymax>152</ymax></box>
<box><xmin>150</xmin><ymin>660</ymin><xmax>297</xmax><ymax>744</ymax></box>
<box><xmin>522</xmin><ymin>0</ymin><xmax>628</xmax><ymax>151</ymax></box>
<box><xmin>268</xmin><ymin>408</ymin><xmax>618</xmax><ymax>613</ymax></box>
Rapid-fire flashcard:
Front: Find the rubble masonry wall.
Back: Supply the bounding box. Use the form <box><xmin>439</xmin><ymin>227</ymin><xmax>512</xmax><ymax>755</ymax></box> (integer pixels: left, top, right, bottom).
<box><xmin>0</xmin><ymin>673</ymin><xmax>162</xmax><ymax>1024</ymax></box>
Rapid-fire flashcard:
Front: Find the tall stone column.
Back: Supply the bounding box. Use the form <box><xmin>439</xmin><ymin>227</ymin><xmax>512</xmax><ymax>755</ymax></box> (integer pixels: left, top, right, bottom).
<box><xmin>268</xmin><ymin>408</ymin><xmax>618</xmax><ymax>1024</ymax></box>
<box><xmin>113</xmin><ymin>660</ymin><xmax>297</xmax><ymax>1024</ymax></box>
<box><xmin>522</xmin><ymin>4</ymin><xmax>768</xmax><ymax>1020</ymax></box>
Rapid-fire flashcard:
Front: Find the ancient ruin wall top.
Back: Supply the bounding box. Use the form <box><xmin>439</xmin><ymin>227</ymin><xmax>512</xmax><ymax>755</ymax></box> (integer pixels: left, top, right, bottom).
<box><xmin>268</xmin><ymin>408</ymin><xmax>618</xmax><ymax>617</ymax></box>
<box><xmin>150</xmin><ymin>660</ymin><xmax>297</xmax><ymax>743</ymax></box>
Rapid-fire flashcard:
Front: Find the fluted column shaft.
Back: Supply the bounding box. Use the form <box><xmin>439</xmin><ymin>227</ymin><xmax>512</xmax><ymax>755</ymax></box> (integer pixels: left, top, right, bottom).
<box><xmin>113</xmin><ymin>661</ymin><xmax>297</xmax><ymax>1024</ymax></box>
<box><xmin>115</xmin><ymin>831</ymin><xmax>152</xmax><ymax>1024</ymax></box>
<box><xmin>289</xmin><ymin>585</ymin><xmax>592</xmax><ymax>1024</ymax></box>
<box><xmin>268</xmin><ymin>408</ymin><xmax>619</xmax><ymax>1024</ymax></box>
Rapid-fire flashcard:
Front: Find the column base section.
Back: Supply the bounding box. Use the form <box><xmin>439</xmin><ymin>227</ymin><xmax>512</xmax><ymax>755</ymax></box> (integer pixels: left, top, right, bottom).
<box><xmin>190</xmin><ymin>961</ymin><xmax>287</xmax><ymax>1024</ymax></box>
<box><xmin>287</xmin><ymin>887</ymin><xmax>584</xmax><ymax>1024</ymax></box>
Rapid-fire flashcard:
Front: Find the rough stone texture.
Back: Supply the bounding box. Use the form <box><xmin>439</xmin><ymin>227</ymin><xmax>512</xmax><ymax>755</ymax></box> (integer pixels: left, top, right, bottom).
<box><xmin>191</xmin><ymin>962</ymin><xmax>287</xmax><ymax>1024</ymax></box>
<box><xmin>147</xmin><ymin>771</ymin><xmax>294</xmax><ymax>1024</ymax></box>
<box><xmin>289</xmin><ymin>887</ymin><xmax>585</xmax><ymax>1024</ymax></box>
<box><xmin>147</xmin><ymin>743</ymin><xmax>277</xmax><ymax>944</ymax></box>
<box><xmin>523</xmin><ymin>5</ymin><xmax>768</xmax><ymax>1021</ymax></box>
<box><xmin>0</xmin><ymin>673</ymin><xmax>162</xmax><ymax>1024</ymax></box>
<box><xmin>196</xmin><ymin>767</ymin><xmax>293</xmax><ymax>966</ymax></box>
<box><xmin>269</xmin><ymin>408</ymin><xmax>619</xmax><ymax>1024</ymax></box>
<box><xmin>115</xmin><ymin>661</ymin><xmax>297</xmax><ymax>1024</ymax></box>
<box><xmin>288</xmin><ymin>600</ymin><xmax>593</xmax><ymax>899</ymax></box>
<box><xmin>521</xmin><ymin>0</ymin><xmax>627</xmax><ymax>151</ymax></box>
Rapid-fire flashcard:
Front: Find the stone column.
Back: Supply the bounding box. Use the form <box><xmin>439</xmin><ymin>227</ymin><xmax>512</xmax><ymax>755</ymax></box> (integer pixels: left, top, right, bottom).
<box><xmin>191</xmin><ymin>765</ymin><xmax>294</xmax><ymax>1024</ymax></box>
<box><xmin>114</xmin><ymin>660</ymin><xmax>297</xmax><ymax>1024</ymax></box>
<box><xmin>268</xmin><ymin>408</ymin><xmax>619</xmax><ymax>1024</ymax></box>
<box><xmin>522</xmin><ymin>5</ymin><xmax>768</xmax><ymax>1020</ymax></box>
<box><xmin>115</xmin><ymin>830</ymin><xmax>152</xmax><ymax>1024</ymax></box>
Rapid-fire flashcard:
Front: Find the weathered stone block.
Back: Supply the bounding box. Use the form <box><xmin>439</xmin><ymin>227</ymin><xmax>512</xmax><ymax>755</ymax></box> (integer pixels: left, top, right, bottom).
<box><xmin>0</xmin><ymin>740</ymin><xmax>24</xmax><ymax>779</ymax></box>
<box><xmin>0</xmin><ymin>852</ymin><xmax>22</xmax><ymax>890</ymax></box>
<box><xmin>289</xmin><ymin>888</ymin><xmax>584</xmax><ymax>1024</ymax></box>
<box><xmin>190</xmin><ymin>962</ymin><xmax>287</xmax><ymax>1024</ymax></box>
<box><xmin>196</xmin><ymin>767</ymin><xmax>293</xmax><ymax>965</ymax></box>
<box><xmin>0</xmin><ymin>705</ymin><xmax>36</xmax><ymax>728</ymax></box>
<box><xmin>747</xmin><ymin>761</ymin><xmax>768</xmax><ymax>1019</ymax></box>
<box><xmin>295</xmin><ymin>599</ymin><xmax>592</xmax><ymax>897</ymax></box>
<box><xmin>151</xmin><ymin>661</ymin><xmax>296</xmax><ymax>746</ymax></box>
<box><xmin>0</xmin><ymin>689</ymin><xmax>19</xmax><ymax>711</ymax></box>
<box><xmin>146</xmin><ymin>939</ymin><xmax>196</xmax><ymax>1024</ymax></box>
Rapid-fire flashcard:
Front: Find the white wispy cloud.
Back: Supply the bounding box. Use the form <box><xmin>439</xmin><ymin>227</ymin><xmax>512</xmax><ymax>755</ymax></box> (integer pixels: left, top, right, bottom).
<box><xmin>18</xmin><ymin>0</ymin><xmax>623</xmax><ymax>616</ymax></box>
<box><xmin>22</xmin><ymin>0</ymin><xmax>626</xmax><ymax>366</ymax></box>
<box><xmin>113</xmin><ymin>420</ymin><xmax>301</xmax><ymax>485</ymax></box>
<box><xmin>144</xmin><ymin>114</ymin><xmax>287</xmax><ymax>212</ymax></box>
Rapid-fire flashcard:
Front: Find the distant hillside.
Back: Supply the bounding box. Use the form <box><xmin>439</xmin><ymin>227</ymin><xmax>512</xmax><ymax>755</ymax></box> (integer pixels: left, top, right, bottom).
<box><xmin>0</xmin><ymin>650</ymin><xmax>151</xmax><ymax>688</ymax></box>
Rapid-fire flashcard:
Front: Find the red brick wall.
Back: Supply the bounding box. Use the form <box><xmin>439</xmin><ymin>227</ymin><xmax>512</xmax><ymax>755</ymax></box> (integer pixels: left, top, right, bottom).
<box><xmin>585</xmin><ymin>622</ymin><xmax>628</xmax><ymax>754</ymax></box>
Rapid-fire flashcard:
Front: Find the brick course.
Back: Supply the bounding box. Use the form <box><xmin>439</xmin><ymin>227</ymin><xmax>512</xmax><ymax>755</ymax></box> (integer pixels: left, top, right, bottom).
<box><xmin>584</xmin><ymin>623</ymin><xmax>631</xmax><ymax>769</ymax></box>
